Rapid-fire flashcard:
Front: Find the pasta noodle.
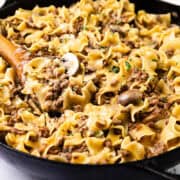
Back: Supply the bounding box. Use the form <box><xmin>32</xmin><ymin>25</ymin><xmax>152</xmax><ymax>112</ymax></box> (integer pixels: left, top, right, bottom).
<box><xmin>0</xmin><ymin>0</ymin><xmax>179</xmax><ymax>164</ymax></box>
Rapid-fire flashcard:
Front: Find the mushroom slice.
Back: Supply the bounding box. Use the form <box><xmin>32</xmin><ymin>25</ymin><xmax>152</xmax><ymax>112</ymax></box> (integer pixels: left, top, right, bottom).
<box><xmin>61</xmin><ymin>53</ymin><xmax>79</xmax><ymax>76</ymax></box>
<box><xmin>118</xmin><ymin>89</ymin><xmax>143</xmax><ymax>106</ymax></box>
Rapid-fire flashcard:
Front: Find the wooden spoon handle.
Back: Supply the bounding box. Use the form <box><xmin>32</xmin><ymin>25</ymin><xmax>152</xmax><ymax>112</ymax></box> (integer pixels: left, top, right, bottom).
<box><xmin>0</xmin><ymin>34</ymin><xmax>24</xmax><ymax>78</ymax></box>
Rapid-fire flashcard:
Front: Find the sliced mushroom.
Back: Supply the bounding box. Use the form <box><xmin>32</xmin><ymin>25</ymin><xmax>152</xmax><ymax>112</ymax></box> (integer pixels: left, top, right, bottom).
<box><xmin>61</xmin><ymin>53</ymin><xmax>79</xmax><ymax>76</ymax></box>
<box><xmin>118</xmin><ymin>89</ymin><xmax>143</xmax><ymax>106</ymax></box>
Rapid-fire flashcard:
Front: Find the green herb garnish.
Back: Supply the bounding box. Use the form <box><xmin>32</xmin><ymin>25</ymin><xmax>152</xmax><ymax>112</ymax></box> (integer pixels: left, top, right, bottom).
<box><xmin>125</xmin><ymin>61</ymin><xmax>131</xmax><ymax>71</ymax></box>
<box><xmin>112</xmin><ymin>66</ymin><xmax>120</xmax><ymax>73</ymax></box>
<box><xmin>100</xmin><ymin>46</ymin><xmax>106</xmax><ymax>49</ymax></box>
<box><xmin>152</xmin><ymin>59</ymin><xmax>158</xmax><ymax>62</ymax></box>
<box><xmin>116</xmin><ymin>20</ymin><xmax>121</xmax><ymax>25</ymax></box>
<box><xmin>83</xmin><ymin>26</ymin><xmax>88</xmax><ymax>30</ymax></box>
<box><xmin>27</xmin><ymin>108</ymin><xmax>32</xmax><ymax>112</ymax></box>
<box><xmin>171</xmin><ymin>72</ymin><xmax>176</xmax><ymax>79</ymax></box>
<box><xmin>160</xmin><ymin>96</ymin><xmax>168</xmax><ymax>103</ymax></box>
<box><xmin>94</xmin><ymin>130</ymin><xmax>103</xmax><ymax>137</ymax></box>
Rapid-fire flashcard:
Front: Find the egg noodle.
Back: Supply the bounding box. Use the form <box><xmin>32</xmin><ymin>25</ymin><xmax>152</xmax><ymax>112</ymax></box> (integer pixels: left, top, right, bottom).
<box><xmin>0</xmin><ymin>0</ymin><xmax>179</xmax><ymax>164</ymax></box>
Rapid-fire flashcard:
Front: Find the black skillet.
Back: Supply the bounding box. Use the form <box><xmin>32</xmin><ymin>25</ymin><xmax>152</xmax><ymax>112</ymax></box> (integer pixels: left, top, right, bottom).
<box><xmin>0</xmin><ymin>0</ymin><xmax>180</xmax><ymax>180</ymax></box>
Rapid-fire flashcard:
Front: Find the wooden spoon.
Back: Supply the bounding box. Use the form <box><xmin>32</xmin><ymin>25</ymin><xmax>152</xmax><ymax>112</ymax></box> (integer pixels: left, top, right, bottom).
<box><xmin>0</xmin><ymin>34</ymin><xmax>79</xmax><ymax>80</ymax></box>
<box><xmin>0</xmin><ymin>34</ymin><xmax>28</xmax><ymax>80</ymax></box>
<box><xmin>0</xmin><ymin>34</ymin><xmax>80</xmax><ymax>113</ymax></box>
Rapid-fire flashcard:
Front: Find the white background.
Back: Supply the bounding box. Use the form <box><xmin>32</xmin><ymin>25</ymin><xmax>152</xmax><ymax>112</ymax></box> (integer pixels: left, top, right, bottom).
<box><xmin>0</xmin><ymin>157</ymin><xmax>179</xmax><ymax>180</ymax></box>
<box><xmin>0</xmin><ymin>158</ymin><xmax>32</xmax><ymax>180</ymax></box>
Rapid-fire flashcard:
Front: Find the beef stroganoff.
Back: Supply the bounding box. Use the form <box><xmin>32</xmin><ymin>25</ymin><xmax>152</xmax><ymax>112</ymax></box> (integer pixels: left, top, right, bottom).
<box><xmin>0</xmin><ymin>0</ymin><xmax>179</xmax><ymax>164</ymax></box>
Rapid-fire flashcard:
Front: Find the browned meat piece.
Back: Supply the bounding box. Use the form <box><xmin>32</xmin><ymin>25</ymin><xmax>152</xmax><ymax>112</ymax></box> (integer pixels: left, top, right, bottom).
<box><xmin>142</xmin><ymin>107</ymin><xmax>162</xmax><ymax>122</ymax></box>
<box><xmin>29</xmin><ymin>134</ymin><xmax>39</xmax><ymax>142</ymax></box>
<box><xmin>166</xmin><ymin>50</ymin><xmax>174</xmax><ymax>58</ymax></box>
<box><xmin>110</xmin><ymin>79</ymin><xmax>119</xmax><ymax>86</ymax></box>
<box><xmin>63</xmin><ymin>142</ymin><xmax>88</xmax><ymax>153</ymax></box>
<box><xmin>11</xmin><ymin>128</ymin><xmax>26</xmax><ymax>135</ymax></box>
<box><xmin>92</xmin><ymin>74</ymin><xmax>106</xmax><ymax>88</ymax></box>
<box><xmin>28</xmin><ymin>99</ymin><xmax>41</xmax><ymax>115</ymax></box>
<box><xmin>109</xmin><ymin>25</ymin><xmax>126</xmax><ymax>37</ymax></box>
<box><xmin>128</xmin><ymin>68</ymin><xmax>149</xmax><ymax>84</ymax></box>
<box><xmin>99</xmin><ymin>92</ymin><xmax>115</xmax><ymax>104</ymax></box>
<box><xmin>147</xmin><ymin>142</ymin><xmax>167</xmax><ymax>158</ymax></box>
<box><xmin>47</xmin><ymin>146</ymin><xmax>60</xmax><ymax>155</ymax></box>
<box><xmin>135</xmin><ymin>95</ymin><xmax>171</xmax><ymax>122</ymax></box>
<box><xmin>71</xmin><ymin>84</ymin><xmax>82</xmax><ymax>95</ymax></box>
<box><xmin>103</xmin><ymin>139</ymin><xmax>112</xmax><ymax>148</ymax></box>
<box><xmin>85</xmin><ymin>65</ymin><xmax>95</xmax><ymax>74</ymax></box>
<box><xmin>73</xmin><ymin>105</ymin><xmax>83</xmax><ymax>112</ymax></box>
<box><xmin>119</xmin><ymin>149</ymin><xmax>131</xmax><ymax>158</ymax></box>
<box><xmin>43</xmin><ymin>74</ymin><xmax>69</xmax><ymax>112</ymax></box>
<box><xmin>73</xmin><ymin>16</ymin><xmax>84</xmax><ymax>34</ymax></box>
<box><xmin>73</xmin><ymin>142</ymin><xmax>88</xmax><ymax>153</ymax></box>
<box><xmin>39</xmin><ymin>127</ymin><xmax>50</xmax><ymax>138</ymax></box>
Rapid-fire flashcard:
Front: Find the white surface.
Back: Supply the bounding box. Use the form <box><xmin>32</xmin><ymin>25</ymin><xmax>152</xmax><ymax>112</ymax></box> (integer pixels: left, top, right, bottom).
<box><xmin>0</xmin><ymin>0</ymin><xmax>6</xmax><ymax>8</ymax></box>
<box><xmin>0</xmin><ymin>158</ymin><xmax>32</xmax><ymax>180</ymax></box>
<box><xmin>0</xmin><ymin>157</ymin><xmax>179</xmax><ymax>180</ymax></box>
<box><xmin>160</xmin><ymin>0</ymin><xmax>180</xmax><ymax>6</ymax></box>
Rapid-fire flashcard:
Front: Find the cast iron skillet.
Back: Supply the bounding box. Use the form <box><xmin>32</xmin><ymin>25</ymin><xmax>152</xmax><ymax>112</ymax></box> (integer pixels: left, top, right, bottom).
<box><xmin>0</xmin><ymin>0</ymin><xmax>180</xmax><ymax>180</ymax></box>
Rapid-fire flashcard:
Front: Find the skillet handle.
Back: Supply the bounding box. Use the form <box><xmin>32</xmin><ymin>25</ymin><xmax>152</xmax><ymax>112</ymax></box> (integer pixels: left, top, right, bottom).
<box><xmin>134</xmin><ymin>148</ymin><xmax>180</xmax><ymax>180</ymax></box>
<box><xmin>134</xmin><ymin>162</ymin><xmax>180</xmax><ymax>180</ymax></box>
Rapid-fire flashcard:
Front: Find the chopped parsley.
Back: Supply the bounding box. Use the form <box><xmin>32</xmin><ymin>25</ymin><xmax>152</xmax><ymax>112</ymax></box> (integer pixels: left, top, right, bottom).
<box><xmin>83</xmin><ymin>26</ymin><xmax>88</xmax><ymax>30</ymax></box>
<box><xmin>94</xmin><ymin>130</ymin><xmax>103</xmax><ymax>137</ymax></box>
<box><xmin>160</xmin><ymin>96</ymin><xmax>168</xmax><ymax>103</ymax></box>
<box><xmin>100</xmin><ymin>46</ymin><xmax>106</xmax><ymax>49</ymax></box>
<box><xmin>152</xmin><ymin>59</ymin><xmax>158</xmax><ymax>62</ymax></box>
<box><xmin>171</xmin><ymin>72</ymin><xmax>176</xmax><ymax>79</ymax></box>
<box><xmin>116</xmin><ymin>20</ymin><xmax>121</xmax><ymax>25</ymax></box>
<box><xmin>27</xmin><ymin>108</ymin><xmax>32</xmax><ymax>112</ymax></box>
<box><xmin>125</xmin><ymin>61</ymin><xmax>131</xmax><ymax>71</ymax></box>
<box><xmin>112</xmin><ymin>66</ymin><xmax>120</xmax><ymax>73</ymax></box>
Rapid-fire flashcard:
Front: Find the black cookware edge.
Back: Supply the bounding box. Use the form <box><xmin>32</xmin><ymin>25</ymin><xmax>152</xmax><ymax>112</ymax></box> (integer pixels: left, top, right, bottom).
<box><xmin>0</xmin><ymin>0</ymin><xmax>180</xmax><ymax>180</ymax></box>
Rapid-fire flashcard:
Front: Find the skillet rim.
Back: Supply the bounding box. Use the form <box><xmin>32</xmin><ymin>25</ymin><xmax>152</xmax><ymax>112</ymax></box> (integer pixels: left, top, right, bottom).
<box><xmin>0</xmin><ymin>141</ymin><xmax>180</xmax><ymax>167</ymax></box>
<box><xmin>0</xmin><ymin>0</ymin><xmax>179</xmax><ymax>169</ymax></box>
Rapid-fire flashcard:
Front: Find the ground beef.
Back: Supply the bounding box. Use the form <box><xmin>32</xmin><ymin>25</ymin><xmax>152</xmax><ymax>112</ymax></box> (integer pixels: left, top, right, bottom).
<box><xmin>44</xmin><ymin>74</ymin><xmax>69</xmax><ymax>112</ymax></box>
<box><xmin>39</xmin><ymin>127</ymin><xmax>50</xmax><ymax>138</ymax></box>
<box><xmin>103</xmin><ymin>139</ymin><xmax>112</xmax><ymax>148</ymax></box>
<box><xmin>78</xmin><ymin>115</ymin><xmax>88</xmax><ymax>137</ymax></box>
<box><xmin>128</xmin><ymin>68</ymin><xmax>149</xmax><ymax>84</ymax></box>
<box><xmin>47</xmin><ymin>146</ymin><xmax>60</xmax><ymax>155</ymax></box>
<box><xmin>73</xmin><ymin>16</ymin><xmax>84</xmax><ymax>34</ymax></box>
<box><xmin>147</xmin><ymin>142</ymin><xmax>167</xmax><ymax>158</ymax></box>
<box><xmin>11</xmin><ymin>128</ymin><xmax>26</xmax><ymax>135</ymax></box>
<box><xmin>135</xmin><ymin>95</ymin><xmax>171</xmax><ymax>122</ymax></box>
